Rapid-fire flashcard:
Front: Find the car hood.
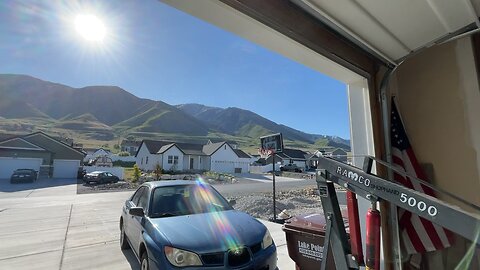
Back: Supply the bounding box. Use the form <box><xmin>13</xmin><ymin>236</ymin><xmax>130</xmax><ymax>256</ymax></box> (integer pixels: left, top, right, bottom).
<box><xmin>148</xmin><ymin>210</ymin><xmax>266</xmax><ymax>253</ymax></box>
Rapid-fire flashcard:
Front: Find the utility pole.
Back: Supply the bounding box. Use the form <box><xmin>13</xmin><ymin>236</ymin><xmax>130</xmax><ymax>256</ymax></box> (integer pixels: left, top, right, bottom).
<box><xmin>272</xmin><ymin>152</ymin><xmax>276</xmax><ymax>221</ymax></box>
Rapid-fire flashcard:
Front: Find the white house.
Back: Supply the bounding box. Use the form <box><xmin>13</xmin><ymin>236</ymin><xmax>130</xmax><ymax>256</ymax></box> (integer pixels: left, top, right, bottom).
<box><xmin>135</xmin><ymin>140</ymin><xmax>252</xmax><ymax>173</ymax></box>
<box><xmin>265</xmin><ymin>148</ymin><xmax>309</xmax><ymax>170</ymax></box>
<box><xmin>83</xmin><ymin>148</ymin><xmax>112</xmax><ymax>163</ymax></box>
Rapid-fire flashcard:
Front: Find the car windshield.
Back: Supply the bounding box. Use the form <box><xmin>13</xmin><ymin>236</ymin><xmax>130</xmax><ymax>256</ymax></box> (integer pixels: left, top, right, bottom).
<box><xmin>150</xmin><ymin>184</ymin><xmax>233</xmax><ymax>218</ymax></box>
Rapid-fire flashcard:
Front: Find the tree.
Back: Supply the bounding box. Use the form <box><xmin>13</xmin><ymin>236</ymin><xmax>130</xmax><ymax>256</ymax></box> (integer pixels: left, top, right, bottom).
<box><xmin>113</xmin><ymin>144</ymin><xmax>120</xmax><ymax>149</ymax></box>
<box><xmin>133</xmin><ymin>164</ymin><xmax>141</xmax><ymax>183</ymax></box>
<box><xmin>154</xmin><ymin>163</ymin><xmax>162</xmax><ymax>181</ymax></box>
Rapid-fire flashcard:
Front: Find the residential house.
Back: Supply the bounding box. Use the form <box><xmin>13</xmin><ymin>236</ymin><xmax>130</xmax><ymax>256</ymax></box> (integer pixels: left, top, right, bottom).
<box><xmin>88</xmin><ymin>155</ymin><xmax>113</xmax><ymax>167</ymax></box>
<box><xmin>120</xmin><ymin>140</ymin><xmax>141</xmax><ymax>156</ymax></box>
<box><xmin>83</xmin><ymin>148</ymin><xmax>112</xmax><ymax>163</ymax></box>
<box><xmin>207</xmin><ymin>139</ymin><xmax>239</xmax><ymax>149</ymax></box>
<box><xmin>0</xmin><ymin>132</ymin><xmax>85</xmax><ymax>179</ymax></box>
<box><xmin>319</xmin><ymin>148</ymin><xmax>348</xmax><ymax>163</ymax></box>
<box><xmin>135</xmin><ymin>140</ymin><xmax>251</xmax><ymax>173</ymax></box>
<box><xmin>265</xmin><ymin>148</ymin><xmax>309</xmax><ymax>170</ymax></box>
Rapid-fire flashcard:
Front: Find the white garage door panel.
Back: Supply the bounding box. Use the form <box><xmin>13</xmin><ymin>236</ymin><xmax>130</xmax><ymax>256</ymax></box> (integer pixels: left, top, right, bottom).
<box><xmin>0</xmin><ymin>158</ymin><xmax>42</xmax><ymax>179</ymax></box>
<box><xmin>211</xmin><ymin>160</ymin><xmax>235</xmax><ymax>173</ymax></box>
<box><xmin>53</xmin><ymin>160</ymin><xmax>80</xmax><ymax>179</ymax></box>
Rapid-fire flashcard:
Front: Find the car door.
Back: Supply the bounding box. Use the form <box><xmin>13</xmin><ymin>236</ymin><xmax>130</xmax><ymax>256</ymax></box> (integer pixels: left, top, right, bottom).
<box><xmin>129</xmin><ymin>186</ymin><xmax>150</xmax><ymax>255</ymax></box>
<box><xmin>125</xmin><ymin>187</ymin><xmax>145</xmax><ymax>251</ymax></box>
<box><xmin>105</xmin><ymin>172</ymin><xmax>113</xmax><ymax>182</ymax></box>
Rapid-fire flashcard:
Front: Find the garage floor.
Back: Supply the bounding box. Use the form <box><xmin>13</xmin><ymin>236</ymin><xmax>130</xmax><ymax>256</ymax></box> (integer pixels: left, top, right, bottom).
<box><xmin>0</xmin><ymin>179</ymin><xmax>294</xmax><ymax>269</ymax></box>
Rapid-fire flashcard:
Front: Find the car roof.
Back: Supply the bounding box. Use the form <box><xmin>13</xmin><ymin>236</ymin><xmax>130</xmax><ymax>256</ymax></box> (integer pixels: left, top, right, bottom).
<box><xmin>142</xmin><ymin>180</ymin><xmax>205</xmax><ymax>189</ymax></box>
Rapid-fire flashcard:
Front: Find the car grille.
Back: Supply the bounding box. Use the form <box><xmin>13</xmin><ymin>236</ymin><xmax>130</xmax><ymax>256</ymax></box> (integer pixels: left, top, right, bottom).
<box><xmin>201</xmin><ymin>252</ymin><xmax>224</xmax><ymax>266</ymax></box>
<box><xmin>227</xmin><ymin>247</ymin><xmax>251</xmax><ymax>267</ymax></box>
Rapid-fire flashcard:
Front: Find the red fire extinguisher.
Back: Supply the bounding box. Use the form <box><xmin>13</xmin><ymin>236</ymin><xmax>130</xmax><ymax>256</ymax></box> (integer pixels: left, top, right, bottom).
<box><xmin>366</xmin><ymin>203</ymin><xmax>381</xmax><ymax>270</ymax></box>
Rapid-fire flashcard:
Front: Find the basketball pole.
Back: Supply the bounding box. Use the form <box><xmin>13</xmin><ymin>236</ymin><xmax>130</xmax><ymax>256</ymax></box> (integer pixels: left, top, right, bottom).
<box><xmin>272</xmin><ymin>152</ymin><xmax>276</xmax><ymax>221</ymax></box>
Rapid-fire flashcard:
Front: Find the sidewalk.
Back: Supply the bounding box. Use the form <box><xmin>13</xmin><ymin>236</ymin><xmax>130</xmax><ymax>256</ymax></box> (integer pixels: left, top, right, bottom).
<box><xmin>260</xmin><ymin>219</ymin><xmax>296</xmax><ymax>269</ymax></box>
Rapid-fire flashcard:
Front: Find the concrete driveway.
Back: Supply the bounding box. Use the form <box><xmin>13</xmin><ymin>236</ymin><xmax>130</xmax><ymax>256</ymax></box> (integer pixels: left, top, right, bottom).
<box><xmin>0</xmin><ymin>179</ymin><xmax>295</xmax><ymax>270</ymax></box>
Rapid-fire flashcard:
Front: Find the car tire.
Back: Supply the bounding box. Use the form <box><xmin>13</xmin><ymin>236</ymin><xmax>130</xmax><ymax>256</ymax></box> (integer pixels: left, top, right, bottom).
<box><xmin>140</xmin><ymin>251</ymin><xmax>149</xmax><ymax>270</ymax></box>
<box><xmin>120</xmin><ymin>222</ymin><xmax>130</xmax><ymax>250</ymax></box>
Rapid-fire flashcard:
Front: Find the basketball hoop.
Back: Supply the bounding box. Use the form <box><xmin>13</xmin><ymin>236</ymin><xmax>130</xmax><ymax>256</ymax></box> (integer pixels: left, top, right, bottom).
<box><xmin>258</xmin><ymin>148</ymin><xmax>274</xmax><ymax>159</ymax></box>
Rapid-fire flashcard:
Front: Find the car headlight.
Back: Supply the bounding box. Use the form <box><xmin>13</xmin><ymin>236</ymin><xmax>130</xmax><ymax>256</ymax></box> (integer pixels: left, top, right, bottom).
<box><xmin>164</xmin><ymin>246</ymin><xmax>203</xmax><ymax>267</ymax></box>
<box><xmin>261</xmin><ymin>230</ymin><xmax>273</xmax><ymax>249</ymax></box>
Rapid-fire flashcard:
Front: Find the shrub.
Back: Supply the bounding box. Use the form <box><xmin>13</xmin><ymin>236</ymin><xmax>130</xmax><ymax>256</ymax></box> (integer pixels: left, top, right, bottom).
<box><xmin>133</xmin><ymin>164</ymin><xmax>141</xmax><ymax>183</ymax></box>
<box><xmin>113</xmin><ymin>161</ymin><xmax>135</xmax><ymax>167</ymax></box>
<box><xmin>154</xmin><ymin>163</ymin><xmax>162</xmax><ymax>181</ymax></box>
<box><xmin>118</xmin><ymin>151</ymin><xmax>130</xmax><ymax>156</ymax></box>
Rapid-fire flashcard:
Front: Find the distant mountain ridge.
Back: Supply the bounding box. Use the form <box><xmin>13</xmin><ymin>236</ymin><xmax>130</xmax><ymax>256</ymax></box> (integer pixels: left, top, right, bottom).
<box><xmin>0</xmin><ymin>74</ymin><xmax>350</xmax><ymax>149</ymax></box>
<box><xmin>176</xmin><ymin>103</ymin><xmax>350</xmax><ymax>148</ymax></box>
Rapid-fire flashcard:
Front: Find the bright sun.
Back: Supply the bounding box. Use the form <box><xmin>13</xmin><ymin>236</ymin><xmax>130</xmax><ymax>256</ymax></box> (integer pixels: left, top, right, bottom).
<box><xmin>74</xmin><ymin>14</ymin><xmax>106</xmax><ymax>42</ymax></box>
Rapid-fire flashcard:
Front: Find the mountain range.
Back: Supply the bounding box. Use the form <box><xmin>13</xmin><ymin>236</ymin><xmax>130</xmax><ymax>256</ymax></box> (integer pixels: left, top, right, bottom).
<box><xmin>0</xmin><ymin>74</ymin><xmax>350</xmax><ymax>150</ymax></box>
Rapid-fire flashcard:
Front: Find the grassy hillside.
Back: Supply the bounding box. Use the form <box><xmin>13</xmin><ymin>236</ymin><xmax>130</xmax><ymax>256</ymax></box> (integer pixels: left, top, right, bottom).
<box><xmin>0</xmin><ymin>74</ymin><xmax>350</xmax><ymax>152</ymax></box>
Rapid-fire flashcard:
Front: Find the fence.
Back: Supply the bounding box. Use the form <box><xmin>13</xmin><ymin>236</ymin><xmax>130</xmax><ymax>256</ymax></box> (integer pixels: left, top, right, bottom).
<box><xmin>84</xmin><ymin>166</ymin><xmax>125</xmax><ymax>179</ymax></box>
<box><xmin>248</xmin><ymin>164</ymin><xmax>273</xmax><ymax>174</ymax></box>
<box><xmin>110</xmin><ymin>156</ymin><xmax>136</xmax><ymax>162</ymax></box>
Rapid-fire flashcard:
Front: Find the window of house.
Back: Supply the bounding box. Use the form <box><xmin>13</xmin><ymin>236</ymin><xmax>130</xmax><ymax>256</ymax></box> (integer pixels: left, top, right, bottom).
<box><xmin>168</xmin><ymin>155</ymin><xmax>178</xmax><ymax>164</ymax></box>
<box><xmin>141</xmin><ymin>157</ymin><xmax>143</xmax><ymax>165</ymax></box>
<box><xmin>224</xmin><ymin>145</ymin><xmax>226</xmax><ymax>150</ymax></box>
<box><xmin>146</xmin><ymin>156</ymin><xmax>149</xmax><ymax>164</ymax></box>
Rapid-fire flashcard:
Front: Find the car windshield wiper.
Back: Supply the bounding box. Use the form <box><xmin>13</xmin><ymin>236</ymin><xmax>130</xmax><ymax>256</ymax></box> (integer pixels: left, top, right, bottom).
<box><xmin>151</xmin><ymin>212</ymin><xmax>179</xmax><ymax>218</ymax></box>
<box><xmin>211</xmin><ymin>203</ymin><xmax>226</xmax><ymax>210</ymax></box>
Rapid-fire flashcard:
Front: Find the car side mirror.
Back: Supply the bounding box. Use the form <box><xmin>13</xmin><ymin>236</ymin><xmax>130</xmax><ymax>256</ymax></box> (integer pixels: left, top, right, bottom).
<box><xmin>228</xmin><ymin>199</ymin><xmax>236</xmax><ymax>206</ymax></box>
<box><xmin>129</xmin><ymin>207</ymin><xmax>145</xmax><ymax>217</ymax></box>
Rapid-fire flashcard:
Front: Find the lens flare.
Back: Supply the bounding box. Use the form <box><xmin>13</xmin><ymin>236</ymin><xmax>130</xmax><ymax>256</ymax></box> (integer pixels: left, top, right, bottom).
<box><xmin>193</xmin><ymin>181</ymin><xmax>242</xmax><ymax>251</ymax></box>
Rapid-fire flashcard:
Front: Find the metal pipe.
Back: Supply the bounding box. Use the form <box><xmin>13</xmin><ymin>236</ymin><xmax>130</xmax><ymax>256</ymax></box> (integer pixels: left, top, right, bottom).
<box><xmin>438</xmin><ymin>28</ymin><xmax>480</xmax><ymax>45</ymax></box>
<box><xmin>379</xmin><ymin>67</ymin><xmax>402</xmax><ymax>270</ymax></box>
<box><xmin>272</xmin><ymin>153</ymin><xmax>277</xmax><ymax>221</ymax></box>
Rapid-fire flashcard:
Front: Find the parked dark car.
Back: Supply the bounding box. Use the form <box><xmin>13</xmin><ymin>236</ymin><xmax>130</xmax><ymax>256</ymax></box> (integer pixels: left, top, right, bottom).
<box><xmin>10</xmin><ymin>169</ymin><xmax>38</xmax><ymax>183</ymax></box>
<box><xmin>77</xmin><ymin>167</ymin><xmax>86</xmax><ymax>179</ymax></box>
<box><xmin>83</xmin><ymin>171</ymin><xmax>119</xmax><ymax>184</ymax></box>
<box><xmin>279</xmin><ymin>164</ymin><xmax>302</xmax><ymax>172</ymax></box>
<box><xmin>120</xmin><ymin>180</ymin><xmax>277</xmax><ymax>270</ymax></box>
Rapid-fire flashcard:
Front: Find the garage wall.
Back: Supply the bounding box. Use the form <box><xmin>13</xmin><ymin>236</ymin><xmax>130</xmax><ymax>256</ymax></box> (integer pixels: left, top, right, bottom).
<box><xmin>0</xmin><ymin>157</ymin><xmax>42</xmax><ymax>179</ymax></box>
<box><xmin>53</xmin><ymin>160</ymin><xmax>80</xmax><ymax>179</ymax></box>
<box><xmin>210</xmin><ymin>144</ymin><xmax>238</xmax><ymax>173</ymax></box>
<box><xmin>393</xmin><ymin>36</ymin><xmax>480</xmax><ymax>208</ymax></box>
<box><xmin>0</xmin><ymin>149</ymin><xmax>51</xmax><ymax>165</ymax></box>
<box><xmin>392</xmin><ymin>36</ymin><xmax>480</xmax><ymax>268</ymax></box>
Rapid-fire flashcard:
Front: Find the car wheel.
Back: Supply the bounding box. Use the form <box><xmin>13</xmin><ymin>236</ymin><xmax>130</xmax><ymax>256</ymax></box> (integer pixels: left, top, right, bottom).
<box><xmin>120</xmin><ymin>222</ymin><xmax>130</xmax><ymax>250</ymax></box>
<box><xmin>140</xmin><ymin>251</ymin><xmax>149</xmax><ymax>270</ymax></box>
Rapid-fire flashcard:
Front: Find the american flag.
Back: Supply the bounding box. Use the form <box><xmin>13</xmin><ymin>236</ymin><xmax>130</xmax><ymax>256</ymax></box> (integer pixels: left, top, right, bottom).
<box><xmin>391</xmin><ymin>100</ymin><xmax>453</xmax><ymax>254</ymax></box>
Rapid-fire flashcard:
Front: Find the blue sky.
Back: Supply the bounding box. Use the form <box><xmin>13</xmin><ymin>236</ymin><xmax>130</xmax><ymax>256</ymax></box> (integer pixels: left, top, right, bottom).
<box><xmin>0</xmin><ymin>0</ymin><xmax>350</xmax><ymax>139</ymax></box>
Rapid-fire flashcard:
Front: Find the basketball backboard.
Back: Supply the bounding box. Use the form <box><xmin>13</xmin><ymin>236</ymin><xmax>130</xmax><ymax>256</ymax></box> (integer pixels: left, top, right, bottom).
<box><xmin>260</xmin><ymin>133</ymin><xmax>284</xmax><ymax>153</ymax></box>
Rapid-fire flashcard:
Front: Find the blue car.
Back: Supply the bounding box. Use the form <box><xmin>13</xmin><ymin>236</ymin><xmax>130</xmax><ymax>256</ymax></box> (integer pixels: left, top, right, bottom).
<box><xmin>120</xmin><ymin>180</ymin><xmax>277</xmax><ymax>270</ymax></box>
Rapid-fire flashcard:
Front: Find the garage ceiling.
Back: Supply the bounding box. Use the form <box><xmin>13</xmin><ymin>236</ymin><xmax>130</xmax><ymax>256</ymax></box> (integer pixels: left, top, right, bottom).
<box><xmin>293</xmin><ymin>0</ymin><xmax>480</xmax><ymax>64</ymax></box>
